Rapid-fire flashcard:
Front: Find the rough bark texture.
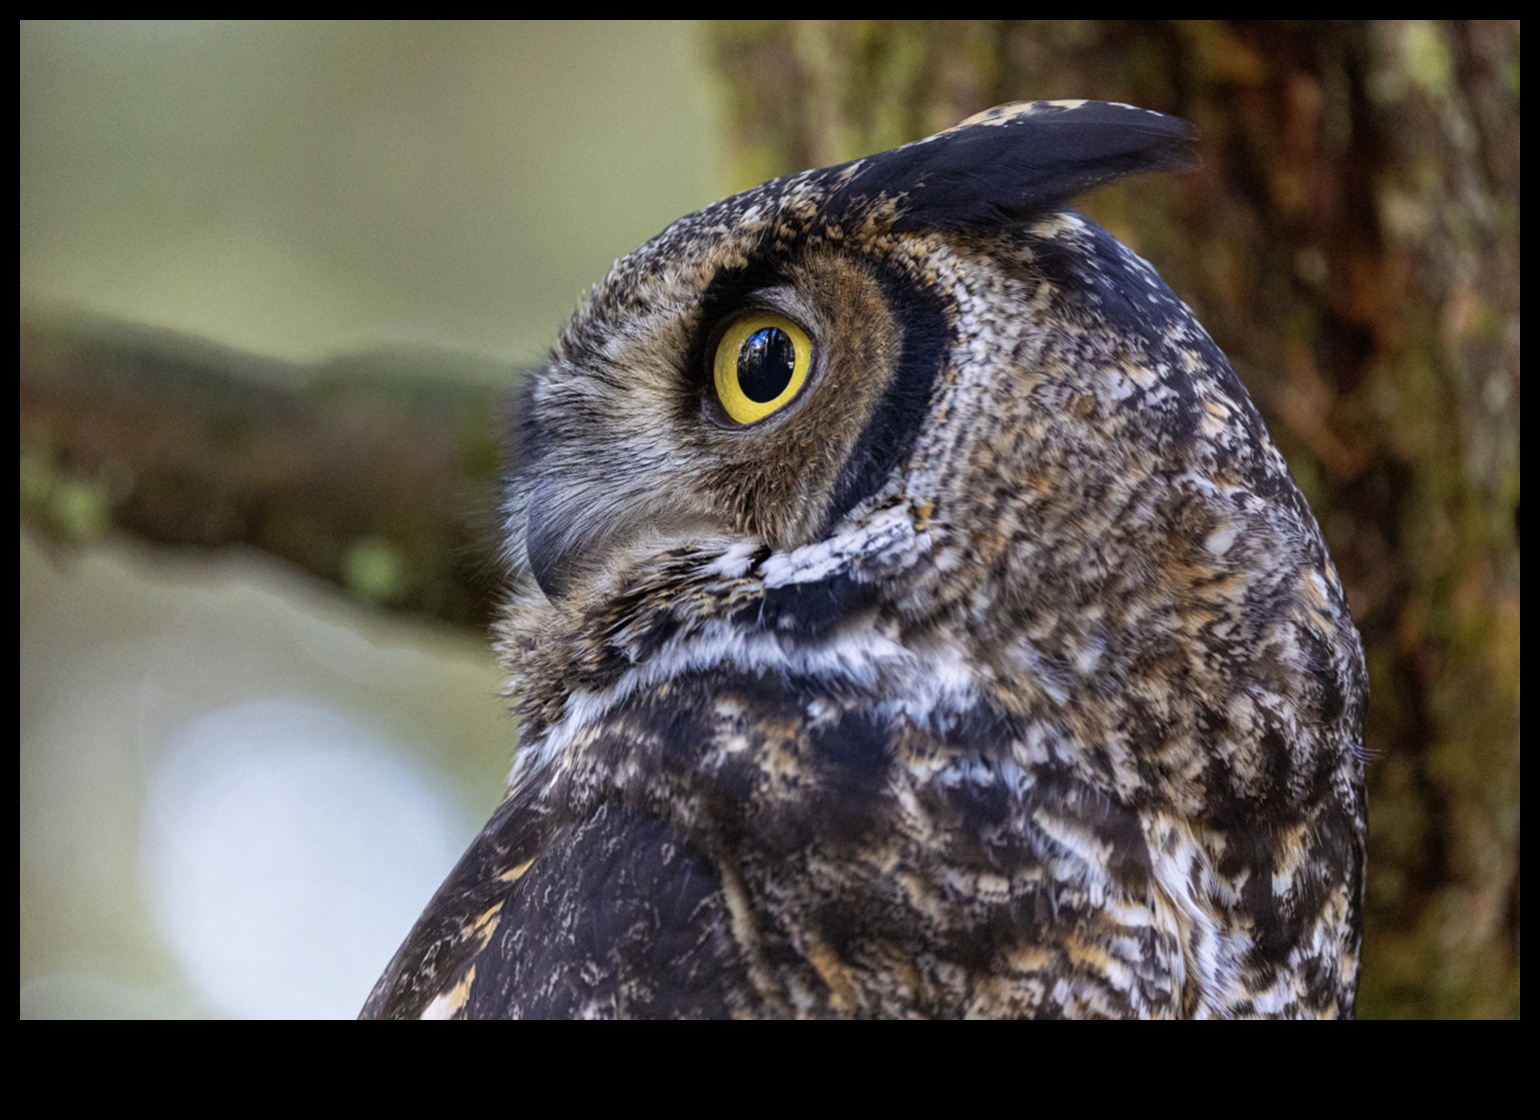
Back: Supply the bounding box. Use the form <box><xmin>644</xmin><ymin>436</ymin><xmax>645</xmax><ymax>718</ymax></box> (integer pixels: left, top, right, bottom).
<box><xmin>710</xmin><ymin>19</ymin><xmax>1519</xmax><ymax>1019</ymax></box>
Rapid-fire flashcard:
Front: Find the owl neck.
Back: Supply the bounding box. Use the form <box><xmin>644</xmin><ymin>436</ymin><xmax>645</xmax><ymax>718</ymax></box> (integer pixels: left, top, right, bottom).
<box><xmin>496</xmin><ymin>500</ymin><xmax>953</xmax><ymax>768</ymax></box>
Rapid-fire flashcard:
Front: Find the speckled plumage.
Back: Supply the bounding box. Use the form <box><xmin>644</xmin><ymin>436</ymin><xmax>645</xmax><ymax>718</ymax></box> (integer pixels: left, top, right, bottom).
<box><xmin>362</xmin><ymin>101</ymin><xmax>1366</xmax><ymax>1020</ymax></box>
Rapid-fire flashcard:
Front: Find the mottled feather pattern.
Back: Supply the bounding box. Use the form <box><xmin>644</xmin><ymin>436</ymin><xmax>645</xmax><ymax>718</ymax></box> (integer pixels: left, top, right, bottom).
<box><xmin>363</xmin><ymin>101</ymin><xmax>1365</xmax><ymax>1019</ymax></box>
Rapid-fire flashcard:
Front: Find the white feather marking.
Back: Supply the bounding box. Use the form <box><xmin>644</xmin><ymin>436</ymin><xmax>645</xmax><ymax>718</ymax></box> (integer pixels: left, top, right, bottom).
<box><xmin>702</xmin><ymin>540</ymin><xmax>761</xmax><ymax>578</ymax></box>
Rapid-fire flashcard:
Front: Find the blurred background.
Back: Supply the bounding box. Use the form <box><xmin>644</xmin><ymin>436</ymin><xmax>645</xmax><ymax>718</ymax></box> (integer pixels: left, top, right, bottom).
<box><xmin>20</xmin><ymin>21</ymin><xmax>1519</xmax><ymax>1018</ymax></box>
<box><xmin>20</xmin><ymin>20</ymin><xmax>720</xmax><ymax>1019</ymax></box>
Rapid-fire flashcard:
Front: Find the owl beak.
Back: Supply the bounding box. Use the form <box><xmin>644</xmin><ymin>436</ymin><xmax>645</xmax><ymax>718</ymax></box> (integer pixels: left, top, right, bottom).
<box><xmin>524</xmin><ymin>477</ymin><xmax>729</xmax><ymax>603</ymax></box>
<box><xmin>524</xmin><ymin>482</ymin><xmax>584</xmax><ymax>600</ymax></box>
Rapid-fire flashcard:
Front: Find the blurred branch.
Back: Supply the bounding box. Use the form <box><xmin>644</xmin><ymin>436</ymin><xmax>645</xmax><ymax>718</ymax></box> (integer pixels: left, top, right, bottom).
<box><xmin>20</xmin><ymin>312</ymin><xmax>509</xmax><ymax>631</ymax></box>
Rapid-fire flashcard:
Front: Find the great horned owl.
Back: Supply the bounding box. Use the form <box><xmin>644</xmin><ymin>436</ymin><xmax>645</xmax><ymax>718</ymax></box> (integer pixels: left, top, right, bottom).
<box><xmin>362</xmin><ymin>101</ymin><xmax>1366</xmax><ymax>1019</ymax></box>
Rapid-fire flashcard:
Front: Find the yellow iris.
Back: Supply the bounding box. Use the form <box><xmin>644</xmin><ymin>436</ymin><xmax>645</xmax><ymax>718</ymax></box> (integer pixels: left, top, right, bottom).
<box><xmin>712</xmin><ymin>312</ymin><xmax>813</xmax><ymax>425</ymax></box>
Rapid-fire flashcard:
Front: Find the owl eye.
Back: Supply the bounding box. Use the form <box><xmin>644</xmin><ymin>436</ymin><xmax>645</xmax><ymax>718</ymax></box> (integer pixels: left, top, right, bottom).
<box><xmin>712</xmin><ymin>312</ymin><xmax>813</xmax><ymax>425</ymax></box>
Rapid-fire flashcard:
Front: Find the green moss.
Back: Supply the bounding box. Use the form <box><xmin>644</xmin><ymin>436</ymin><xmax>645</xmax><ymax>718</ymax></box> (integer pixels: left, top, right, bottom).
<box><xmin>18</xmin><ymin>449</ymin><xmax>54</xmax><ymax>512</ymax></box>
<box><xmin>50</xmin><ymin>477</ymin><xmax>112</xmax><ymax>544</ymax></box>
<box><xmin>344</xmin><ymin>536</ymin><xmax>407</xmax><ymax>605</ymax></box>
<box><xmin>1404</xmin><ymin>22</ymin><xmax>1455</xmax><ymax>97</ymax></box>
<box><xmin>20</xmin><ymin>446</ymin><xmax>114</xmax><ymax>546</ymax></box>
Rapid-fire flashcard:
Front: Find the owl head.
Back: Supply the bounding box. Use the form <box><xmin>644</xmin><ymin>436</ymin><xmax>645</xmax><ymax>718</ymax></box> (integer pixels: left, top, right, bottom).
<box><xmin>508</xmin><ymin>99</ymin><xmax>1200</xmax><ymax>589</ymax></box>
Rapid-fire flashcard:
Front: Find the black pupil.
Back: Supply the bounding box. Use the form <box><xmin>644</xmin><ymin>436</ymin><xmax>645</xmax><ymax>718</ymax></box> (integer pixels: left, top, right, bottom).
<box><xmin>737</xmin><ymin>327</ymin><xmax>796</xmax><ymax>403</ymax></box>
